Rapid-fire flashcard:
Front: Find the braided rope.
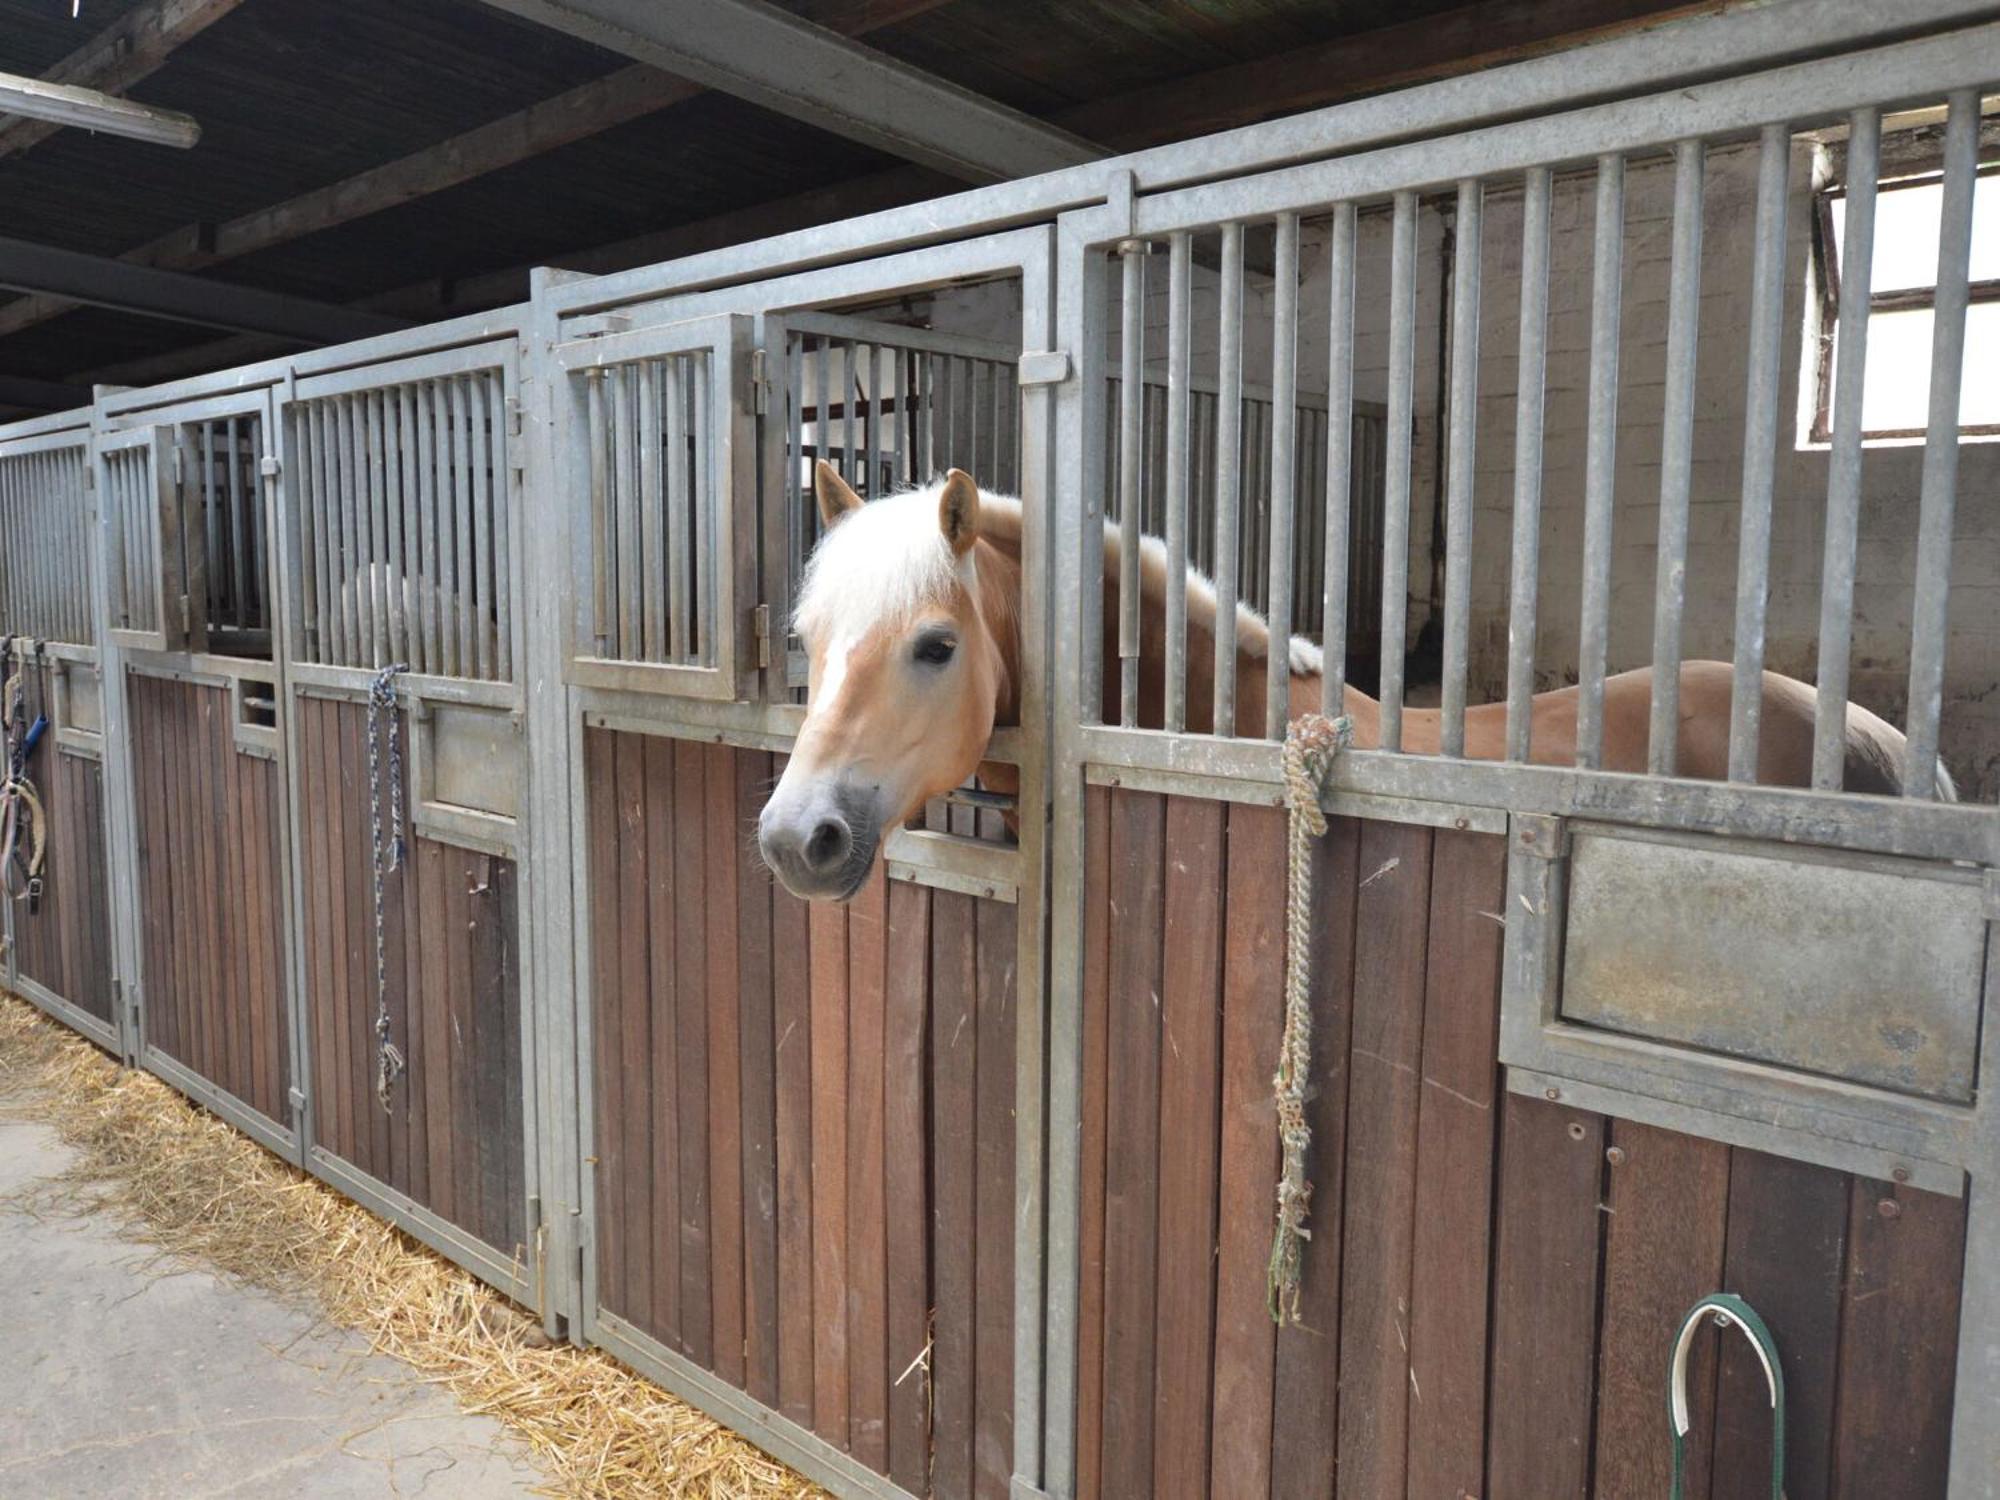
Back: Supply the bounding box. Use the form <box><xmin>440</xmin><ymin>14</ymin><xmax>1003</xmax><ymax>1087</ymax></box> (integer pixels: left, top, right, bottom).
<box><xmin>368</xmin><ymin>664</ymin><xmax>409</xmax><ymax>1113</ymax></box>
<box><xmin>1268</xmin><ymin>710</ymin><xmax>1351</xmax><ymax>1325</ymax></box>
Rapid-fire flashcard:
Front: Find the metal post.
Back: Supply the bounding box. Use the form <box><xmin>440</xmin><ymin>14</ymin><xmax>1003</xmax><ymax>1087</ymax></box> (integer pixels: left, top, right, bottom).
<box><xmin>1649</xmin><ymin>140</ymin><xmax>1705</xmax><ymax>777</ymax></box>
<box><xmin>1264</xmin><ymin>211</ymin><xmax>1300</xmax><ymax>742</ymax></box>
<box><xmin>1576</xmin><ymin>153</ymin><xmax>1624</xmax><ymax>769</ymax></box>
<box><xmin>1379</xmin><ymin>190</ymin><xmax>1419</xmax><ymax>752</ymax></box>
<box><xmin>1440</xmin><ymin>180</ymin><xmax>1481</xmax><ymax>756</ymax></box>
<box><xmin>1321</xmin><ymin>201</ymin><xmax>1356</xmax><ymax>719</ymax></box>
<box><xmin>1505</xmin><ymin>167</ymin><xmax>1551</xmax><ymax>764</ymax></box>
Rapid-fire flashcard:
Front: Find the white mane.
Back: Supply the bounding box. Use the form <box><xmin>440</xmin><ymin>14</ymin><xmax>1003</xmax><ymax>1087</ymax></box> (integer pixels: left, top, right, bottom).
<box><xmin>793</xmin><ymin>478</ymin><xmax>1324</xmax><ymax>677</ymax></box>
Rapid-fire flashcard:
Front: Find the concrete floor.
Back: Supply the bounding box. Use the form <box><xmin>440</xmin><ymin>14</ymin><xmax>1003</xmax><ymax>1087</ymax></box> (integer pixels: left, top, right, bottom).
<box><xmin>0</xmin><ymin>1114</ymin><xmax>549</xmax><ymax>1498</ymax></box>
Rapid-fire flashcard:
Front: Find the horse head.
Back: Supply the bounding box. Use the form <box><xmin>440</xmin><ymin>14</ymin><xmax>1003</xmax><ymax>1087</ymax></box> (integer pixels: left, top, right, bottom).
<box><xmin>758</xmin><ymin>461</ymin><xmax>1020</xmax><ymax>901</ymax></box>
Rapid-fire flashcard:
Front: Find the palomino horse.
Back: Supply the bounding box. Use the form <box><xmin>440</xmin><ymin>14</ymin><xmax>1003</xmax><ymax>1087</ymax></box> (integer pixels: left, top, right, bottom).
<box><xmin>757</xmin><ymin>462</ymin><xmax>1944</xmax><ymax>901</ymax></box>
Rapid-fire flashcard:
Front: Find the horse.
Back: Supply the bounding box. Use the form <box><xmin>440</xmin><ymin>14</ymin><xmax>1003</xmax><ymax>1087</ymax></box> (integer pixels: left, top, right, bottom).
<box><xmin>757</xmin><ymin>460</ymin><xmax>1948</xmax><ymax>901</ymax></box>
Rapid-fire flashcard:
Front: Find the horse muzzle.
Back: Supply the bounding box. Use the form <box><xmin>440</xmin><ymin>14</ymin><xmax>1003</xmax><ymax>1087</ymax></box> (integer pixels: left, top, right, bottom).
<box><xmin>757</xmin><ymin>781</ymin><xmax>882</xmax><ymax>903</ymax></box>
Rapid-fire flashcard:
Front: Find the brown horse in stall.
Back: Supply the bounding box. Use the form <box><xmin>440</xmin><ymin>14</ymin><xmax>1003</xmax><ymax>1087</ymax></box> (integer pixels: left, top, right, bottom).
<box><xmin>757</xmin><ymin>462</ymin><xmax>1943</xmax><ymax>901</ymax></box>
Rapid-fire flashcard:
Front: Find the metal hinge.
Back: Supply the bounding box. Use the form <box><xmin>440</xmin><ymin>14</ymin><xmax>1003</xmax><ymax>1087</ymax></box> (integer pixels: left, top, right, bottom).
<box><xmin>1017</xmin><ymin>350</ymin><xmax>1071</xmax><ymax>387</ymax></box>
<box><xmin>750</xmin><ymin>348</ymin><xmax>769</xmax><ymax>415</ymax></box>
<box><xmin>752</xmin><ymin>603</ymin><xmax>772</xmax><ymax>668</ymax></box>
<box><xmin>506</xmin><ymin>395</ymin><xmax>524</xmax><ymax>439</ymax></box>
<box><xmin>260</xmin><ymin>455</ymin><xmax>280</xmax><ymax>479</ymax></box>
<box><xmin>287</xmin><ymin>1085</ymin><xmax>307</xmax><ymax>1117</ymax></box>
<box><xmin>178</xmin><ymin>594</ymin><xmax>192</xmax><ymax>637</ymax></box>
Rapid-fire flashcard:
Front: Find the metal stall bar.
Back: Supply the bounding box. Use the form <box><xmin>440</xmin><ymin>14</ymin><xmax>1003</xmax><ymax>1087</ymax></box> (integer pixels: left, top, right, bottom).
<box><xmin>400</xmin><ymin>385</ymin><xmax>427</xmax><ymax>676</ymax></box>
<box><xmin>491</xmin><ymin>371</ymin><xmax>514</xmax><ymax>682</ymax></box>
<box><xmin>1505</xmin><ymin>167</ymin><xmax>1551</xmax><ymax>763</ymax></box>
<box><xmin>1575</xmin><ymin>154</ymin><xmax>1624</xmax><ymax>769</ymax></box>
<box><xmin>455</xmin><ymin>376</ymin><xmax>476</xmax><ymax>674</ymax></box>
<box><xmin>638</xmin><ymin>361</ymin><xmax>664</xmax><ymax>663</ymax></box>
<box><xmin>667</xmin><ymin>354</ymin><xmax>690</xmax><ymax>662</ymax></box>
<box><xmin>1163</xmin><ymin>231</ymin><xmax>1191</xmax><ymax>732</ymax></box>
<box><xmin>586</xmin><ymin>369</ymin><xmax>608</xmax><ymax>655</ymax></box>
<box><xmin>1208</xmin><ymin>223</ymin><xmax>1240</xmax><ymax>736</ymax></box>
<box><xmin>1811</xmin><ymin>110</ymin><xmax>1881</xmax><ymax>791</ymax></box>
<box><xmin>1263</xmin><ymin>211</ymin><xmax>1300</xmax><ymax>742</ymax></box>
<box><xmin>1648</xmin><ymin>140</ymin><xmax>1705</xmax><ymax>777</ymax></box>
<box><xmin>384</xmin><ymin>393</ymin><xmax>407</xmax><ymax>666</ymax></box>
<box><xmin>418</xmin><ymin>383</ymin><xmax>442</xmax><ymax>673</ymax></box>
<box><xmin>1116</xmin><ymin>241</ymin><xmax>1144</xmax><ymax>726</ymax></box>
<box><xmin>339</xmin><ymin>396</ymin><xmax>363</xmax><ymax>667</ymax></box>
<box><xmin>1902</xmin><ymin>88</ymin><xmax>1979</xmax><ymax>800</ymax></box>
<box><xmin>1378</xmin><ymin>190</ymin><xmax>1419</xmax><ymax>752</ymax></box>
<box><xmin>1726</xmin><ymin>123</ymin><xmax>1792</xmax><ymax>782</ymax></box>
<box><xmin>1321</xmin><ymin>202</ymin><xmax>1356</xmax><ymax>718</ymax></box>
<box><xmin>1440</xmin><ymin>181</ymin><xmax>1481</xmax><ymax>756</ymax></box>
<box><xmin>693</xmin><ymin>349</ymin><xmax>714</xmax><ymax>664</ymax></box>
<box><xmin>613</xmin><ymin>364</ymin><xmax>638</xmax><ymax>662</ymax></box>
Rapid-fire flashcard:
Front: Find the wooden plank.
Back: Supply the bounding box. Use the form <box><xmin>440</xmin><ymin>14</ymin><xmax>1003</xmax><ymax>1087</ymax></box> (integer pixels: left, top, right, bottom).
<box><xmin>615</xmin><ymin>733</ymin><xmax>653</xmax><ymax>1320</ymax></box>
<box><xmin>1074</xmin><ymin>784</ymin><xmax>1112</xmax><ymax>1500</ymax></box>
<box><xmin>736</xmin><ymin>749</ymin><xmax>781</xmax><ymax>1409</ymax></box>
<box><xmin>187</xmin><ymin>683</ymin><xmax>219</xmax><ymax>1095</ymax></box>
<box><xmin>643</xmin><ymin>734</ymin><xmax>681</xmax><ymax>1347</ymax></box>
<box><xmin>346</xmin><ymin>699</ymin><xmax>382</xmax><ymax>1176</ymax></box>
<box><xmin>445</xmin><ymin>844</ymin><xmax>482</xmax><ymax>1239</ymax></box>
<box><xmin>673</xmin><ymin>740</ymin><xmax>713</xmax><ymax>1367</ymax></box>
<box><xmin>1832</xmin><ymin>1180</ymin><xmax>1966</xmax><ymax>1498</ymax></box>
<box><xmin>810</xmin><ymin>882</ymin><xmax>851</xmax><ymax>1442</ymax></box>
<box><xmin>1099</xmin><ymin>789</ymin><xmax>1165</xmax><ymax>1490</ymax></box>
<box><xmin>585</xmin><ymin>728</ymin><xmax>625</xmax><ymax>1315</ymax></box>
<box><xmin>883</xmin><ymin>877</ymin><xmax>931</xmax><ymax>1494</ymax></box>
<box><xmin>1592</xmin><ymin>1121</ymin><xmax>1732</xmax><ymax>1499</ymax></box>
<box><xmin>972</xmin><ymin>895</ymin><xmax>1017</xmax><ymax>1500</ymax></box>
<box><xmin>1268</xmin><ymin>813</ymin><xmax>1362</xmax><ymax>1499</ymax></box>
<box><xmin>418</xmin><ymin>833</ymin><xmax>455</xmax><ymax>1226</ymax></box>
<box><xmin>218</xmin><ymin>709</ymin><xmax>250</xmax><ymax>1108</ymax></box>
<box><xmin>772</xmin><ymin>866</ymin><xmax>816</xmax><ymax>1426</ymax></box>
<box><xmin>398</xmin><ymin>729</ymin><xmax>429</xmax><ymax>1208</ymax></box>
<box><xmin>1709</xmin><ymin>1151</ymin><xmax>1847</xmax><ymax>1500</ymax></box>
<box><xmin>1485</xmin><ymin>1093</ymin><xmax>1606</xmax><ymax>1499</ymax></box>
<box><xmin>1334</xmin><ymin>818</ymin><xmax>1436</xmax><ymax>1500</ymax></box>
<box><xmin>373</xmin><ymin>742</ymin><xmax>410</xmax><ymax>1187</ymax></box>
<box><xmin>930</xmin><ymin>888</ymin><xmax>979</xmax><ymax>1498</ymax></box>
<box><xmin>1404</xmin><ymin>829</ymin><xmax>1508</xmax><ymax>1498</ymax></box>
<box><xmin>846</xmin><ymin>859</ymin><xmax>890</xmax><ymax>1471</ymax></box>
<box><xmin>496</xmin><ymin>861</ymin><xmax>525</xmax><ymax>1252</ymax></box>
<box><xmin>705</xmin><ymin>741</ymin><xmax>746</xmax><ymax>1389</ymax></box>
<box><xmin>304</xmin><ymin>696</ymin><xmax>339</xmax><ymax>1151</ymax></box>
<box><xmin>1209</xmin><ymin>800</ymin><xmax>1285</xmax><ymax>1500</ymax></box>
<box><xmin>130</xmin><ymin>680</ymin><xmax>169</xmax><ymax>1059</ymax></box>
<box><xmin>1150</xmin><ymin>796</ymin><xmax>1225</xmax><ymax>1496</ymax></box>
<box><xmin>470</xmin><ymin>851</ymin><xmax>511</xmax><ymax>1250</ymax></box>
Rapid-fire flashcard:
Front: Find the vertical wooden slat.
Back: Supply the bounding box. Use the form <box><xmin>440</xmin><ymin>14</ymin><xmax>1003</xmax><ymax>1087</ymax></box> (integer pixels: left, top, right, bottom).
<box><xmin>470</xmin><ymin>852</ymin><xmax>511</xmax><ymax>1248</ymax></box>
<box><xmin>674</xmin><ymin>741</ymin><xmax>713</xmax><ymax>1366</ymax></box>
<box><xmin>706</xmin><ymin>742</ymin><xmax>747</xmax><ymax>1388</ymax></box>
<box><xmin>419</xmin><ymin>833</ymin><xmax>455</xmax><ymax>1225</ymax></box>
<box><xmin>1833</xmin><ymin>1181</ymin><xmax>1966</xmax><ymax>1496</ymax></box>
<box><xmin>304</xmin><ymin>696</ymin><xmax>339</xmax><ymax>1152</ymax></box>
<box><xmin>1074</xmin><ymin>784</ymin><xmax>1112</xmax><ymax>1500</ymax></box>
<box><xmin>972</xmin><ymin>895</ymin><xmax>1016</xmax><ymax>1500</ymax></box>
<box><xmin>445</xmin><ymin>852</ymin><xmax>481</xmax><ymax>1234</ymax></box>
<box><xmin>644</xmin><ymin>734</ymin><xmax>682</xmax><ymax>1346</ymax></box>
<box><xmin>1404</xmin><ymin>830</ymin><xmax>1507</xmax><ymax>1496</ymax></box>
<box><xmin>737</xmin><ymin>749</ymin><xmax>780</xmax><ymax>1408</ymax></box>
<box><xmin>615</xmin><ymin>734</ymin><xmax>653</xmax><ymax>1318</ymax></box>
<box><xmin>496</xmin><ymin>861</ymin><xmax>524</xmax><ymax>1250</ymax></box>
<box><xmin>847</xmin><ymin>861</ymin><xmax>890</xmax><ymax>1470</ymax></box>
<box><xmin>931</xmin><ymin>887</ymin><xmax>980</xmax><ymax>1497</ymax></box>
<box><xmin>808</xmin><ymin>884</ymin><xmax>850</xmax><ymax>1436</ymax></box>
<box><xmin>884</xmin><ymin>877</ymin><xmax>931</xmax><ymax>1493</ymax></box>
<box><xmin>772</xmin><ymin>867</ymin><xmax>816</xmax><ymax>1426</ymax></box>
<box><xmin>399</xmin><ymin>728</ymin><xmax>428</xmax><ymax>1208</ymax></box>
<box><xmin>1592</xmin><ymin>1122</ymin><xmax>1731</xmax><ymax>1497</ymax></box>
<box><xmin>1209</xmin><ymin>800</ymin><xmax>1284</xmax><ymax>1500</ymax></box>
<box><xmin>1268</xmin><ymin>814</ymin><xmax>1361</xmax><ymax>1499</ymax></box>
<box><xmin>1334</xmin><ymin>820</ymin><xmax>1435</xmax><ymax>1500</ymax></box>
<box><xmin>1151</xmin><ymin>797</ymin><xmax>1225</xmax><ymax>1494</ymax></box>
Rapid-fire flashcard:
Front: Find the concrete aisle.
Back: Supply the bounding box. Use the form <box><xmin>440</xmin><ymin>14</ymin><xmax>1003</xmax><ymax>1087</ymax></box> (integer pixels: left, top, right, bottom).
<box><xmin>0</xmin><ymin>1115</ymin><xmax>549</xmax><ymax>1498</ymax></box>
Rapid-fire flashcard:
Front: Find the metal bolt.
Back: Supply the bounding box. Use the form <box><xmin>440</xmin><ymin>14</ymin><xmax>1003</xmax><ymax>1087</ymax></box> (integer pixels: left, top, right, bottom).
<box><xmin>1520</xmin><ymin>828</ymin><xmax>1537</xmax><ymax>845</ymax></box>
<box><xmin>1453</xmin><ymin>817</ymin><xmax>1469</xmax><ymax>831</ymax></box>
<box><xmin>1892</xmin><ymin>1166</ymin><xmax>1911</xmax><ymax>1184</ymax></box>
<box><xmin>1877</xmin><ymin>1197</ymin><xmax>1902</xmax><ymax>1220</ymax></box>
<box><xmin>1606</xmin><ymin>1146</ymin><xmax>1627</xmax><ymax>1167</ymax></box>
<box><xmin>1543</xmin><ymin>1086</ymin><xmax>1561</xmax><ymax>1102</ymax></box>
<box><xmin>1566</xmin><ymin>1121</ymin><xmax>1586</xmax><ymax>1143</ymax></box>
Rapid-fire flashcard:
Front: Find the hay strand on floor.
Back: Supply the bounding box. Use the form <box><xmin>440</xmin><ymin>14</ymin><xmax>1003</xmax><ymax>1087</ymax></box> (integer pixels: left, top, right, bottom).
<box><xmin>0</xmin><ymin>995</ymin><xmax>825</xmax><ymax>1500</ymax></box>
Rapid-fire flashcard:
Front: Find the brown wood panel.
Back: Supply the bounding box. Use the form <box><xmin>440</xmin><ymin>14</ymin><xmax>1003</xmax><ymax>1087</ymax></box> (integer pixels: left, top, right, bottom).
<box><xmin>1832</xmin><ymin>1181</ymin><xmax>1967</xmax><ymax>1499</ymax></box>
<box><xmin>614</xmin><ymin>732</ymin><xmax>652</xmax><ymax>1323</ymax></box>
<box><xmin>1210</xmin><ymin>800</ymin><xmax>1284</xmax><ymax>1500</ymax></box>
<box><xmin>706</xmin><ymin>741</ymin><xmax>747</xmax><ymax>1390</ymax></box>
<box><xmin>469</xmin><ymin>850</ymin><xmax>513</xmax><ymax>1251</ymax></box>
<box><xmin>1335</xmin><ymin>818</ymin><xmax>1435</xmax><ymax>1500</ymax></box>
<box><xmin>1099</xmin><ymin>788</ymin><xmax>1165</xmax><ymax>1492</ymax></box>
<box><xmin>1404</xmin><ymin>829</ymin><xmax>1507</xmax><ymax>1498</ymax></box>
<box><xmin>1592</xmin><ymin>1121</ymin><xmax>1731</xmax><ymax>1500</ymax></box>
<box><xmin>1074</xmin><ymin>783</ymin><xmax>1112</xmax><ymax>1500</ymax></box>
<box><xmin>847</xmin><ymin>862</ymin><xmax>890</xmax><ymax>1470</ymax></box>
<box><xmin>644</xmin><ymin>734</ymin><xmax>682</xmax><ymax>1348</ymax></box>
<box><xmin>1151</xmin><ymin>796</ymin><xmax>1225</xmax><ymax>1496</ymax></box>
<box><xmin>884</xmin><ymin>877</ymin><xmax>931</xmax><ymax>1494</ymax></box>
<box><xmin>972</xmin><ymin>895</ymin><xmax>1016</xmax><ymax>1500</ymax></box>
<box><xmin>418</xmin><ymin>836</ymin><xmax>455</xmax><ymax>1225</ymax></box>
<box><xmin>772</xmin><ymin>849</ymin><xmax>816</xmax><ymax>1428</ymax></box>
<box><xmin>1269</xmin><ymin>813</ymin><xmax>1362</xmax><ymax>1500</ymax></box>
<box><xmin>930</xmin><ymin>886</ymin><xmax>980</xmax><ymax>1500</ymax></box>
<box><xmin>1485</xmin><ymin>1092</ymin><xmax>1607</xmax><ymax>1500</ymax></box>
<box><xmin>673</xmin><ymin>741</ymin><xmax>714</xmax><ymax>1368</ymax></box>
<box><xmin>736</xmin><ymin>749</ymin><xmax>780</xmax><ymax>1411</ymax></box>
<box><xmin>810</xmin><ymin>883</ymin><xmax>851</xmax><ymax>1442</ymax></box>
<box><xmin>14</xmin><ymin>732</ymin><xmax>113</xmax><ymax>1025</ymax></box>
<box><xmin>1709</xmin><ymin>1151</ymin><xmax>1847</xmax><ymax>1500</ymax></box>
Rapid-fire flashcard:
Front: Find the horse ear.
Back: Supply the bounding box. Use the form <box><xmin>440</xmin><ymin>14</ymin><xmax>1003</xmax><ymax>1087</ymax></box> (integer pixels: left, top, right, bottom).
<box><xmin>939</xmin><ymin>469</ymin><xmax>981</xmax><ymax>556</ymax></box>
<box><xmin>814</xmin><ymin>460</ymin><xmax>863</xmax><ymax>530</ymax></box>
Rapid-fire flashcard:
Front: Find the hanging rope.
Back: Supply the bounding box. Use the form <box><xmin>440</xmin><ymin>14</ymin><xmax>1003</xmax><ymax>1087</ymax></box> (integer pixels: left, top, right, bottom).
<box><xmin>1670</xmin><ymin>1293</ymin><xmax>1785</xmax><ymax>1499</ymax></box>
<box><xmin>367</xmin><ymin>663</ymin><xmax>410</xmax><ymax>1113</ymax></box>
<box><xmin>1267</xmin><ymin>710</ymin><xmax>1351</xmax><ymax>1325</ymax></box>
<box><xmin>0</xmin><ymin>638</ymin><xmax>49</xmax><ymax>915</ymax></box>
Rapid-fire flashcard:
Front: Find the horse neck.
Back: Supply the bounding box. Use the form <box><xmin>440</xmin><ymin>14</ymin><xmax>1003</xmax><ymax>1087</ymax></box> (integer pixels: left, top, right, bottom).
<box><xmin>971</xmin><ymin>536</ymin><xmax>1024</xmax><ymax>727</ymax></box>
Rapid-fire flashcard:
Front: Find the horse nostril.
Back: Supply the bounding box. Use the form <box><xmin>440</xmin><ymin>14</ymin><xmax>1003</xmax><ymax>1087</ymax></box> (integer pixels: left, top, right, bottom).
<box><xmin>804</xmin><ymin>817</ymin><xmax>850</xmax><ymax>873</ymax></box>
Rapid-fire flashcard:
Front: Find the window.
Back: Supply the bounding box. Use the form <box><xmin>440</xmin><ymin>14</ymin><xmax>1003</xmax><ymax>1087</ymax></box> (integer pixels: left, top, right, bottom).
<box><xmin>1812</xmin><ymin>145</ymin><xmax>2000</xmax><ymax>442</ymax></box>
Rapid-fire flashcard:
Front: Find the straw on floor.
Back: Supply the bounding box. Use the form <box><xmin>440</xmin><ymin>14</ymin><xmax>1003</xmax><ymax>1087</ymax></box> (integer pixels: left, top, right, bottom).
<box><xmin>0</xmin><ymin>994</ymin><xmax>826</xmax><ymax>1500</ymax></box>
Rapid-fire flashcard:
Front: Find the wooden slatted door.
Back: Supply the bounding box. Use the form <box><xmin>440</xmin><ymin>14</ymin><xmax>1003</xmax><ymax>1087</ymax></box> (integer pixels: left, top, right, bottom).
<box><xmin>1071</xmin><ymin>786</ymin><xmax>1970</xmax><ymax>1499</ymax></box>
<box><xmin>582</xmin><ymin>729</ymin><xmax>1019</xmax><ymax>1500</ymax></box>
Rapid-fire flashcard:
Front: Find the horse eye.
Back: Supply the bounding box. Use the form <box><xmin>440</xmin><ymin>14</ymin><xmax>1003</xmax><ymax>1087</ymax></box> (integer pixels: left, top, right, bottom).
<box><xmin>913</xmin><ymin>633</ymin><xmax>957</xmax><ymax>666</ymax></box>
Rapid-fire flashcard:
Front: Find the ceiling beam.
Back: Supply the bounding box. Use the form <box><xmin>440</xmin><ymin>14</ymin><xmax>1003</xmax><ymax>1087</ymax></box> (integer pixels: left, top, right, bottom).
<box><xmin>0</xmin><ymin>236</ymin><xmax>407</xmax><ymax>343</ymax></box>
<box><xmin>0</xmin><ymin>0</ymin><xmax>949</xmax><ymax>345</ymax></box>
<box><xmin>0</xmin><ymin>372</ymin><xmax>91</xmax><ymax>413</ymax></box>
<box><xmin>476</xmin><ymin>0</ymin><xmax>1101</xmax><ymax>182</ymax></box>
<box><xmin>0</xmin><ymin>70</ymin><xmax>200</xmax><ymax>149</ymax></box>
<box><xmin>0</xmin><ymin>0</ymin><xmax>248</xmax><ymax>159</ymax></box>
